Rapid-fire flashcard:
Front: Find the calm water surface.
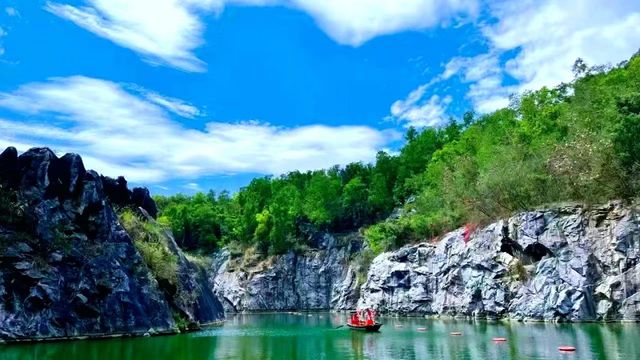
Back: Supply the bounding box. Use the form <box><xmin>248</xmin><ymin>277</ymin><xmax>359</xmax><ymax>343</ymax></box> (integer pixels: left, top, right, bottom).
<box><xmin>1</xmin><ymin>313</ymin><xmax>639</xmax><ymax>359</ymax></box>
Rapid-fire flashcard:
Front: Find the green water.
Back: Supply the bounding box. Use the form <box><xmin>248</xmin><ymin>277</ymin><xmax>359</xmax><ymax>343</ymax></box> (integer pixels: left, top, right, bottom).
<box><xmin>1</xmin><ymin>313</ymin><xmax>639</xmax><ymax>360</ymax></box>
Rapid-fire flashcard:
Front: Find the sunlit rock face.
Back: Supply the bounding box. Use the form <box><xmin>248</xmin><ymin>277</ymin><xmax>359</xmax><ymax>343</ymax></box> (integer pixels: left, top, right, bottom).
<box><xmin>0</xmin><ymin>147</ymin><xmax>223</xmax><ymax>342</ymax></box>
<box><xmin>358</xmin><ymin>202</ymin><xmax>640</xmax><ymax>321</ymax></box>
<box><xmin>210</xmin><ymin>231</ymin><xmax>362</xmax><ymax>312</ymax></box>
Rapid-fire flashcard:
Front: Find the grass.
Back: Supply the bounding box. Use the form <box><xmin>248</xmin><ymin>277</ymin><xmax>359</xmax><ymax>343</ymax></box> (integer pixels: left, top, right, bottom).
<box><xmin>0</xmin><ymin>185</ymin><xmax>27</xmax><ymax>227</ymax></box>
<box><xmin>119</xmin><ymin>209</ymin><xmax>179</xmax><ymax>285</ymax></box>
<box><xmin>352</xmin><ymin>247</ymin><xmax>376</xmax><ymax>286</ymax></box>
<box><xmin>508</xmin><ymin>259</ymin><xmax>529</xmax><ymax>282</ymax></box>
<box><xmin>172</xmin><ymin>311</ymin><xmax>191</xmax><ymax>332</ymax></box>
<box><xmin>184</xmin><ymin>252</ymin><xmax>211</xmax><ymax>269</ymax></box>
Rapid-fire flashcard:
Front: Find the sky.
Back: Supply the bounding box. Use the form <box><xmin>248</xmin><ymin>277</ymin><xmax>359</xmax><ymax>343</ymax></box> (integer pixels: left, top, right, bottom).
<box><xmin>0</xmin><ymin>0</ymin><xmax>638</xmax><ymax>195</ymax></box>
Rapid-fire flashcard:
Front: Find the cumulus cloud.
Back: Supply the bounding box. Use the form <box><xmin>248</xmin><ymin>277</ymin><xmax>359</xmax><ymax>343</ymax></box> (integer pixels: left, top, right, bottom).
<box><xmin>5</xmin><ymin>7</ymin><xmax>19</xmax><ymax>17</ymax></box>
<box><xmin>443</xmin><ymin>53</ymin><xmax>515</xmax><ymax>113</ymax></box>
<box><xmin>389</xmin><ymin>83</ymin><xmax>452</xmax><ymax>128</ymax></box>
<box><xmin>390</xmin><ymin>0</ymin><xmax>640</xmax><ymax>119</ymax></box>
<box><xmin>0</xmin><ymin>76</ymin><xmax>396</xmax><ymax>183</ymax></box>
<box><xmin>45</xmin><ymin>0</ymin><xmax>479</xmax><ymax>71</ymax></box>
<box><xmin>286</xmin><ymin>0</ymin><xmax>479</xmax><ymax>46</ymax></box>
<box><xmin>486</xmin><ymin>0</ymin><xmax>640</xmax><ymax>91</ymax></box>
<box><xmin>44</xmin><ymin>0</ymin><xmax>216</xmax><ymax>72</ymax></box>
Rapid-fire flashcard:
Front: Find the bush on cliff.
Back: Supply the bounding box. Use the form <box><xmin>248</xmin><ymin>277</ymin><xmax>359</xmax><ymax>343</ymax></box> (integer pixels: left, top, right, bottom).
<box><xmin>0</xmin><ymin>184</ymin><xmax>26</xmax><ymax>227</ymax></box>
<box><xmin>119</xmin><ymin>209</ymin><xmax>179</xmax><ymax>285</ymax></box>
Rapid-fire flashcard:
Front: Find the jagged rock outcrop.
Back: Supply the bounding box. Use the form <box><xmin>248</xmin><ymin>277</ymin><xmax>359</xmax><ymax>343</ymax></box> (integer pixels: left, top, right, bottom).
<box><xmin>101</xmin><ymin>175</ymin><xmax>157</xmax><ymax>218</ymax></box>
<box><xmin>210</xmin><ymin>232</ymin><xmax>361</xmax><ymax>312</ymax></box>
<box><xmin>358</xmin><ymin>202</ymin><xmax>640</xmax><ymax>321</ymax></box>
<box><xmin>0</xmin><ymin>147</ymin><xmax>223</xmax><ymax>341</ymax></box>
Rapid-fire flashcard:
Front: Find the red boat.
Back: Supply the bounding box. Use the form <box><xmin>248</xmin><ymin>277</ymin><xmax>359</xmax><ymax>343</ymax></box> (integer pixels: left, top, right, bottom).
<box><xmin>347</xmin><ymin>309</ymin><xmax>382</xmax><ymax>332</ymax></box>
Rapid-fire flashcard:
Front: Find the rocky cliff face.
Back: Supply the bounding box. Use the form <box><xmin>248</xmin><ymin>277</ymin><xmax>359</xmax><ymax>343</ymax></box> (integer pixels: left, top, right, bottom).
<box><xmin>210</xmin><ymin>232</ymin><xmax>361</xmax><ymax>312</ymax></box>
<box><xmin>0</xmin><ymin>147</ymin><xmax>223</xmax><ymax>342</ymax></box>
<box><xmin>358</xmin><ymin>202</ymin><xmax>640</xmax><ymax>321</ymax></box>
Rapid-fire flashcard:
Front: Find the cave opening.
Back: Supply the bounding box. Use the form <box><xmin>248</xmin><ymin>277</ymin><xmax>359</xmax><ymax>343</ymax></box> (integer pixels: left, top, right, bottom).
<box><xmin>522</xmin><ymin>243</ymin><xmax>554</xmax><ymax>264</ymax></box>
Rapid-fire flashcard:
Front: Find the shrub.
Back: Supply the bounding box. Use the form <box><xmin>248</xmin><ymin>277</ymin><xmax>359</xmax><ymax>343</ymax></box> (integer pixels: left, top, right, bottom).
<box><xmin>0</xmin><ymin>185</ymin><xmax>26</xmax><ymax>226</ymax></box>
<box><xmin>364</xmin><ymin>221</ymin><xmax>404</xmax><ymax>255</ymax></box>
<box><xmin>119</xmin><ymin>209</ymin><xmax>179</xmax><ymax>285</ymax></box>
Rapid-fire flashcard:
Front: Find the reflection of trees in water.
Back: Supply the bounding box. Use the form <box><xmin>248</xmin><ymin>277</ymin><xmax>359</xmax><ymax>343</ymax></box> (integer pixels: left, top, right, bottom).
<box><xmin>350</xmin><ymin>331</ymin><xmax>364</xmax><ymax>359</ymax></box>
<box><xmin>0</xmin><ymin>334</ymin><xmax>218</xmax><ymax>360</ymax></box>
<box><xmin>214</xmin><ymin>312</ymin><xmax>343</xmax><ymax>359</ymax></box>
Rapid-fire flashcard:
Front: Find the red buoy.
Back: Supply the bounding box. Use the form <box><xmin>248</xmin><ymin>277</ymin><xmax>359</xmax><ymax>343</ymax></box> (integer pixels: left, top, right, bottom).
<box><xmin>417</xmin><ymin>327</ymin><xmax>427</xmax><ymax>332</ymax></box>
<box><xmin>492</xmin><ymin>337</ymin><xmax>507</xmax><ymax>342</ymax></box>
<box><xmin>558</xmin><ymin>346</ymin><xmax>576</xmax><ymax>352</ymax></box>
<box><xmin>450</xmin><ymin>332</ymin><xmax>463</xmax><ymax>336</ymax></box>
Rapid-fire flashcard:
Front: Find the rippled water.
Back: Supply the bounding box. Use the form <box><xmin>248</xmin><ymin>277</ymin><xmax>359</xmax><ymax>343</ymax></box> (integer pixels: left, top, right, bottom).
<box><xmin>2</xmin><ymin>313</ymin><xmax>639</xmax><ymax>359</ymax></box>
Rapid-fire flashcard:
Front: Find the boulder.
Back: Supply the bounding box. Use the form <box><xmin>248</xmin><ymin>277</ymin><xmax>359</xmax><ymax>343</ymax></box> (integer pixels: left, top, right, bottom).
<box><xmin>0</xmin><ymin>146</ymin><xmax>19</xmax><ymax>188</ymax></box>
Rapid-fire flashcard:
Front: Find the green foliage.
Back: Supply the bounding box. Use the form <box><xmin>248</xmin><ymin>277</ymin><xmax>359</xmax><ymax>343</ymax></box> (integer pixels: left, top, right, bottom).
<box><xmin>154</xmin><ymin>52</ymin><xmax>640</xmax><ymax>256</ymax></box>
<box><xmin>303</xmin><ymin>170</ymin><xmax>342</xmax><ymax>226</ymax></box>
<box><xmin>155</xmin><ymin>191</ymin><xmax>237</xmax><ymax>251</ymax></box>
<box><xmin>0</xmin><ymin>185</ymin><xmax>26</xmax><ymax>226</ymax></box>
<box><xmin>364</xmin><ymin>221</ymin><xmax>405</xmax><ymax>255</ymax></box>
<box><xmin>119</xmin><ymin>209</ymin><xmax>179</xmax><ymax>285</ymax></box>
<box><xmin>173</xmin><ymin>312</ymin><xmax>191</xmax><ymax>332</ymax></box>
<box><xmin>352</xmin><ymin>246</ymin><xmax>376</xmax><ymax>285</ymax></box>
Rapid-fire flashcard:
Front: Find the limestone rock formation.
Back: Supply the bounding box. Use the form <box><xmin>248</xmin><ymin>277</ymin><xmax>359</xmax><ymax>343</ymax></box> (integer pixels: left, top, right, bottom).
<box><xmin>210</xmin><ymin>232</ymin><xmax>361</xmax><ymax>312</ymax></box>
<box><xmin>0</xmin><ymin>147</ymin><xmax>223</xmax><ymax>341</ymax></box>
<box><xmin>358</xmin><ymin>202</ymin><xmax>640</xmax><ymax>321</ymax></box>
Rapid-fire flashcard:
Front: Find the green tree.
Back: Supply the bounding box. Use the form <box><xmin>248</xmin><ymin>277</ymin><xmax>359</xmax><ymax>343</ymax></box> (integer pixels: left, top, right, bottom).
<box><xmin>303</xmin><ymin>171</ymin><xmax>342</xmax><ymax>227</ymax></box>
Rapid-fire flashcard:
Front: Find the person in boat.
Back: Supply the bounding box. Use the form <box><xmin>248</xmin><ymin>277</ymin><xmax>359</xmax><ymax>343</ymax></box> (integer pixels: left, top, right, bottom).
<box><xmin>350</xmin><ymin>309</ymin><xmax>376</xmax><ymax>326</ymax></box>
<box><xmin>351</xmin><ymin>312</ymin><xmax>359</xmax><ymax>325</ymax></box>
<box><xmin>347</xmin><ymin>308</ymin><xmax>382</xmax><ymax>331</ymax></box>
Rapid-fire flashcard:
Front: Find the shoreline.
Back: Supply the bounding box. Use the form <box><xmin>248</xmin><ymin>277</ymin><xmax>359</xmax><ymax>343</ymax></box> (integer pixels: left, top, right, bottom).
<box><xmin>0</xmin><ymin>321</ymin><xmax>225</xmax><ymax>345</ymax></box>
<box><xmin>2</xmin><ymin>312</ymin><xmax>637</xmax><ymax>345</ymax></box>
<box><xmin>226</xmin><ymin>310</ymin><xmax>640</xmax><ymax>323</ymax></box>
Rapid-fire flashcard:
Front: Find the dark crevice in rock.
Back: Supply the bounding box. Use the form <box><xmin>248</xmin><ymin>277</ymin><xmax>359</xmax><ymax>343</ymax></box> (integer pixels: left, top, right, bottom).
<box><xmin>522</xmin><ymin>243</ymin><xmax>554</xmax><ymax>264</ymax></box>
<box><xmin>500</xmin><ymin>237</ymin><xmax>524</xmax><ymax>257</ymax></box>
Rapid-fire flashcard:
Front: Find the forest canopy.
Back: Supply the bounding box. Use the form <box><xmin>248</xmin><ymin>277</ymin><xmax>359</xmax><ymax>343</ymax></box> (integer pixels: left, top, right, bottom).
<box><xmin>155</xmin><ymin>53</ymin><xmax>640</xmax><ymax>256</ymax></box>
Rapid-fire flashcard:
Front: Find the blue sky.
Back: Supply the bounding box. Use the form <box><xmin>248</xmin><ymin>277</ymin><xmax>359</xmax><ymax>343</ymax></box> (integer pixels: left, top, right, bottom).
<box><xmin>0</xmin><ymin>0</ymin><xmax>638</xmax><ymax>195</ymax></box>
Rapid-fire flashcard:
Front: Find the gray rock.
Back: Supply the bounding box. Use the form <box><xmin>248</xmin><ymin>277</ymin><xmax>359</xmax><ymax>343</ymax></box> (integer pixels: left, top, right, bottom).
<box><xmin>358</xmin><ymin>202</ymin><xmax>640</xmax><ymax>321</ymax></box>
<box><xmin>138</xmin><ymin>208</ymin><xmax>224</xmax><ymax>328</ymax></box>
<box><xmin>210</xmin><ymin>233</ymin><xmax>361</xmax><ymax>312</ymax></box>
<box><xmin>0</xmin><ymin>147</ymin><xmax>223</xmax><ymax>341</ymax></box>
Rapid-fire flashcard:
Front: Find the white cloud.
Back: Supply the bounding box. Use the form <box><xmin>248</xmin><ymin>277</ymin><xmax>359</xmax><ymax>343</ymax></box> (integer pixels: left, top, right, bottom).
<box><xmin>443</xmin><ymin>53</ymin><xmax>515</xmax><ymax>113</ymax></box>
<box><xmin>286</xmin><ymin>0</ymin><xmax>479</xmax><ymax>46</ymax></box>
<box><xmin>485</xmin><ymin>0</ymin><xmax>640</xmax><ymax>91</ymax></box>
<box><xmin>389</xmin><ymin>83</ymin><xmax>452</xmax><ymax>128</ymax></box>
<box><xmin>0</xmin><ymin>76</ymin><xmax>396</xmax><ymax>183</ymax></box>
<box><xmin>45</xmin><ymin>0</ymin><xmax>479</xmax><ymax>71</ymax></box>
<box><xmin>45</xmin><ymin>0</ymin><xmax>216</xmax><ymax>72</ymax></box>
<box><xmin>5</xmin><ymin>7</ymin><xmax>19</xmax><ymax>17</ymax></box>
<box><xmin>127</xmin><ymin>85</ymin><xmax>201</xmax><ymax>118</ymax></box>
<box><xmin>393</xmin><ymin>0</ymin><xmax>640</xmax><ymax>119</ymax></box>
<box><xmin>184</xmin><ymin>182</ymin><xmax>201</xmax><ymax>191</ymax></box>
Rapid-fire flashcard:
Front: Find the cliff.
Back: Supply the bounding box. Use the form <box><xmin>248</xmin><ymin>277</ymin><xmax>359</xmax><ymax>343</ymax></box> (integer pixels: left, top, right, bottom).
<box><xmin>0</xmin><ymin>147</ymin><xmax>223</xmax><ymax>342</ymax></box>
<box><xmin>210</xmin><ymin>231</ymin><xmax>362</xmax><ymax>312</ymax></box>
<box><xmin>358</xmin><ymin>202</ymin><xmax>640</xmax><ymax>321</ymax></box>
<box><xmin>2</xmin><ymin>146</ymin><xmax>638</xmax><ymax>337</ymax></box>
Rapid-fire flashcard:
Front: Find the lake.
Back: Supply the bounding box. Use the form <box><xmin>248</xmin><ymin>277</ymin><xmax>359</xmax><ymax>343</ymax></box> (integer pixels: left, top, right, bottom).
<box><xmin>1</xmin><ymin>313</ymin><xmax>639</xmax><ymax>359</ymax></box>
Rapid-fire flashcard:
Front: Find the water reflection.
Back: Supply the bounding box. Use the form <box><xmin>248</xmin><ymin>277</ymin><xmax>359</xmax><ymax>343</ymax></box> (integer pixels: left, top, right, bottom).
<box><xmin>1</xmin><ymin>313</ymin><xmax>639</xmax><ymax>360</ymax></box>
